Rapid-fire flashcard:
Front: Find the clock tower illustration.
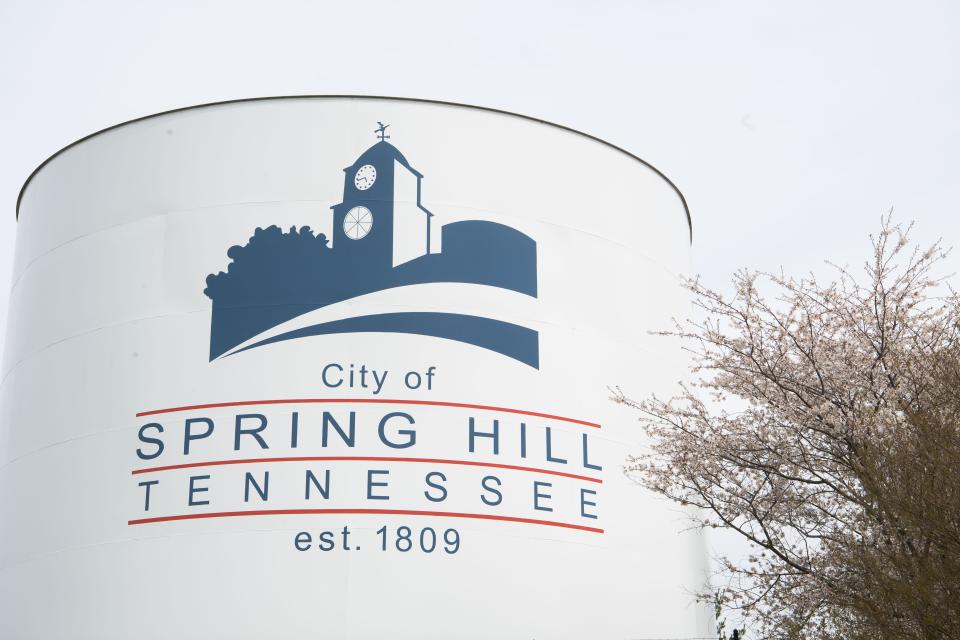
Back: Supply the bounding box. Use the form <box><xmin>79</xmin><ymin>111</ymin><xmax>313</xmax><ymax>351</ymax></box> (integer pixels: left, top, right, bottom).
<box><xmin>204</xmin><ymin>124</ymin><xmax>539</xmax><ymax>366</ymax></box>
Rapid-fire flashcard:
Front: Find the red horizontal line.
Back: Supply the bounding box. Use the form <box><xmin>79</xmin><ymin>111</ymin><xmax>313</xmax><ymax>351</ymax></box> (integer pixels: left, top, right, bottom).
<box><xmin>127</xmin><ymin>508</ymin><xmax>604</xmax><ymax>533</ymax></box>
<box><xmin>131</xmin><ymin>456</ymin><xmax>602</xmax><ymax>483</ymax></box>
<box><xmin>135</xmin><ymin>398</ymin><xmax>601</xmax><ymax>428</ymax></box>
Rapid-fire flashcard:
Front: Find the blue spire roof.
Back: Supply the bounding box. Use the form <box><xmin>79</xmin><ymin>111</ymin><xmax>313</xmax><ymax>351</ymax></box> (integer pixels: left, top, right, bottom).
<box><xmin>348</xmin><ymin>140</ymin><xmax>422</xmax><ymax>178</ymax></box>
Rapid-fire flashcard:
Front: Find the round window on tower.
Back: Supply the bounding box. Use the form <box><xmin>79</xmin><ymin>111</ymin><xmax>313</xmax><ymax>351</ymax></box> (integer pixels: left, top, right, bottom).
<box><xmin>343</xmin><ymin>206</ymin><xmax>373</xmax><ymax>240</ymax></box>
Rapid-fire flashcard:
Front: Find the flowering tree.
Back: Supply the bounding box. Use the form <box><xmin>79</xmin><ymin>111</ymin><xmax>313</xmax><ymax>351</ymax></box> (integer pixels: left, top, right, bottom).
<box><xmin>616</xmin><ymin>218</ymin><xmax>960</xmax><ymax>639</ymax></box>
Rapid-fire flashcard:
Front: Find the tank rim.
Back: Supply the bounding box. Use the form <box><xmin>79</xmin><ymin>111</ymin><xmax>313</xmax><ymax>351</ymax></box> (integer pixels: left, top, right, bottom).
<box><xmin>13</xmin><ymin>94</ymin><xmax>692</xmax><ymax>241</ymax></box>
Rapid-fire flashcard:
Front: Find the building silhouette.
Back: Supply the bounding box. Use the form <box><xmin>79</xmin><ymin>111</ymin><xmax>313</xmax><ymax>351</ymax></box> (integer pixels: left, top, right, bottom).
<box><xmin>204</xmin><ymin>128</ymin><xmax>538</xmax><ymax>365</ymax></box>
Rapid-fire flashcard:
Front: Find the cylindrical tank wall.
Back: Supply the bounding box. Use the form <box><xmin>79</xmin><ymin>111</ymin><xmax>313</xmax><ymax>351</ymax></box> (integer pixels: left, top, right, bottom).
<box><xmin>1</xmin><ymin>97</ymin><xmax>709</xmax><ymax>639</ymax></box>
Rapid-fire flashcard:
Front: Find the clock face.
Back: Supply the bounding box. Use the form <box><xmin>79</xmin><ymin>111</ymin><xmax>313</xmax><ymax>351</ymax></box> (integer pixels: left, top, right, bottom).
<box><xmin>354</xmin><ymin>164</ymin><xmax>377</xmax><ymax>191</ymax></box>
<box><xmin>343</xmin><ymin>206</ymin><xmax>373</xmax><ymax>240</ymax></box>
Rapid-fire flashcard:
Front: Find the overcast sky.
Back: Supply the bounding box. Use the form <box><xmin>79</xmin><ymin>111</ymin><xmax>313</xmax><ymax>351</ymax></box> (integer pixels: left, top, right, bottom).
<box><xmin>2</xmin><ymin>0</ymin><xmax>959</xmax><ymax>596</ymax></box>
<box><xmin>3</xmin><ymin>1</ymin><xmax>959</xmax><ymax>316</ymax></box>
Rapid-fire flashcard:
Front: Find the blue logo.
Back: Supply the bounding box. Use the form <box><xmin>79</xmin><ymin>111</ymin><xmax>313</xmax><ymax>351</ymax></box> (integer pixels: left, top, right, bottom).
<box><xmin>203</xmin><ymin>124</ymin><xmax>539</xmax><ymax>367</ymax></box>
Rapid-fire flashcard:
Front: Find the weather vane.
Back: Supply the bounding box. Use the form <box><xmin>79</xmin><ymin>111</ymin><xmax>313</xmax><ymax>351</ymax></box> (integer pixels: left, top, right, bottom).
<box><xmin>375</xmin><ymin>121</ymin><xmax>390</xmax><ymax>141</ymax></box>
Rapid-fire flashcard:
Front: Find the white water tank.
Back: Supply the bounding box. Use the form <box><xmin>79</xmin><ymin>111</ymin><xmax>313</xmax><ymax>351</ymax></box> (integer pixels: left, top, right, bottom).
<box><xmin>0</xmin><ymin>96</ymin><xmax>710</xmax><ymax>638</ymax></box>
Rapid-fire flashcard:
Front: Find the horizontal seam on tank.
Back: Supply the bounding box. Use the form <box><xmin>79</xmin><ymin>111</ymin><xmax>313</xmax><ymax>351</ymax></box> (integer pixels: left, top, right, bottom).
<box><xmin>0</xmin><ymin>422</ymin><xmax>129</xmax><ymax>474</ymax></box>
<box><xmin>9</xmin><ymin>202</ymin><xmax>331</xmax><ymax>296</ymax></box>
<box><xmin>0</xmin><ymin>421</ymin><xmax>635</xmax><ymax>479</ymax></box>
<box><xmin>8</xmin><ymin>210</ymin><xmax>685</xmax><ymax>300</ymax></box>
<box><xmin>0</xmin><ymin>285</ymin><xmax>686</xmax><ymax>393</ymax></box>
<box><xmin>0</xmin><ymin>309</ymin><xmax>203</xmax><ymax>388</ymax></box>
<box><xmin>0</xmin><ymin>302</ymin><xmax>552</xmax><ymax>386</ymax></box>
<box><xmin>0</xmin><ymin>520</ymin><xmax>607</xmax><ymax>575</ymax></box>
<box><xmin>0</xmin><ymin>393</ymin><xmax>658</xmax><ymax>477</ymax></box>
<box><xmin>0</xmin><ymin>302</ymin><xmax>677</xmax><ymax>391</ymax></box>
